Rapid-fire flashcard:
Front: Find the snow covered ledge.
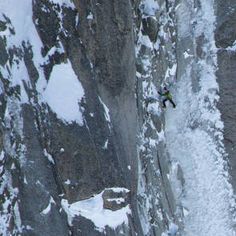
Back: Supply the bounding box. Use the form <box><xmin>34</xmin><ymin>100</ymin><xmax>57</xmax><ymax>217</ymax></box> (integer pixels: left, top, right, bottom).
<box><xmin>61</xmin><ymin>187</ymin><xmax>131</xmax><ymax>232</ymax></box>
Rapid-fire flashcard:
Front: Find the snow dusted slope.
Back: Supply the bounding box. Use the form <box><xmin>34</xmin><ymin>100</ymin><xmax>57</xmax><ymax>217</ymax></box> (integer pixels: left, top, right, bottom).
<box><xmin>165</xmin><ymin>0</ymin><xmax>236</xmax><ymax>235</ymax></box>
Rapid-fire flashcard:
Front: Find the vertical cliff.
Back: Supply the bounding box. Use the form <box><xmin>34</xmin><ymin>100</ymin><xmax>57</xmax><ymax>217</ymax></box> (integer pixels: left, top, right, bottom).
<box><xmin>215</xmin><ymin>0</ymin><xmax>236</xmax><ymax>198</ymax></box>
<box><xmin>0</xmin><ymin>0</ymin><xmax>236</xmax><ymax>236</ymax></box>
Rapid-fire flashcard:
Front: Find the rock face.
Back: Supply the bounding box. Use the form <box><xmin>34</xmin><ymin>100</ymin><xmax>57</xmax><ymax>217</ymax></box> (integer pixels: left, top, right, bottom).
<box><xmin>102</xmin><ymin>188</ymin><xmax>130</xmax><ymax>211</ymax></box>
<box><xmin>215</xmin><ymin>0</ymin><xmax>236</xmax><ymax>196</ymax></box>
<box><xmin>0</xmin><ymin>0</ymin><xmax>235</xmax><ymax>235</ymax></box>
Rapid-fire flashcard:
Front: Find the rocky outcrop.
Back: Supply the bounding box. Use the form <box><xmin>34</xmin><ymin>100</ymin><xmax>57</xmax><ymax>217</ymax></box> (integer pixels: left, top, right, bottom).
<box><xmin>102</xmin><ymin>188</ymin><xmax>130</xmax><ymax>211</ymax></box>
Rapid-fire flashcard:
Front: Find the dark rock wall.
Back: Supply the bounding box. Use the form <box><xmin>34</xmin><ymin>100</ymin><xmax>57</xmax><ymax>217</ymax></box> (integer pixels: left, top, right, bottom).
<box><xmin>31</xmin><ymin>0</ymin><xmax>137</xmax><ymax>234</ymax></box>
<box><xmin>0</xmin><ymin>0</ymin><xmax>141</xmax><ymax>235</ymax></box>
<box><xmin>215</xmin><ymin>1</ymin><xmax>236</xmax><ymax>198</ymax></box>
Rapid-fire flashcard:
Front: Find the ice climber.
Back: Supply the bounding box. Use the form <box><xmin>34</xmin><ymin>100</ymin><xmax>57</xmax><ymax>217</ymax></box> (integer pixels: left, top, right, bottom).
<box><xmin>158</xmin><ymin>87</ymin><xmax>176</xmax><ymax>108</ymax></box>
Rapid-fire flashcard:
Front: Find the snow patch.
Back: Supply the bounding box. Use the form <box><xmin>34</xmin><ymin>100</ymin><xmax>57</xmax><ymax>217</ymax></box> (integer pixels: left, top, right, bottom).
<box><xmin>44</xmin><ymin>44</ymin><xmax>65</xmax><ymax>62</ymax></box>
<box><xmin>0</xmin><ymin>0</ymin><xmax>43</xmax><ymax>50</ymax></box>
<box><xmin>61</xmin><ymin>188</ymin><xmax>131</xmax><ymax>231</ymax></box>
<box><xmin>41</xmin><ymin>197</ymin><xmax>56</xmax><ymax>215</ymax></box>
<box><xmin>87</xmin><ymin>12</ymin><xmax>94</xmax><ymax>20</ymax></box>
<box><xmin>0</xmin><ymin>151</ymin><xmax>5</xmax><ymax>161</ymax></box>
<box><xmin>23</xmin><ymin>176</ymin><xmax>28</xmax><ymax>184</ymax></box>
<box><xmin>103</xmin><ymin>139</ymin><xmax>108</xmax><ymax>149</ymax></box>
<box><xmin>64</xmin><ymin>179</ymin><xmax>71</xmax><ymax>185</ymax></box>
<box><xmin>165</xmin><ymin>0</ymin><xmax>236</xmax><ymax>234</ymax></box>
<box><xmin>49</xmin><ymin>0</ymin><xmax>75</xmax><ymax>9</ymax></box>
<box><xmin>43</xmin><ymin>62</ymin><xmax>85</xmax><ymax>125</ymax></box>
<box><xmin>183</xmin><ymin>51</ymin><xmax>192</xmax><ymax>59</ymax></box>
<box><xmin>43</xmin><ymin>149</ymin><xmax>55</xmax><ymax>164</ymax></box>
<box><xmin>140</xmin><ymin>0</ymin><xmax>159</xmax><ymax>16</ymax></box>
<box><xmin>99</xmin><ymin>97</ymin><xmax>111</xmax><ymax>123</ymax></box>
<box><xmin>13</xmin><ymin>202</ymin><xmax>22</xmax><ymax>233</ymax></box>
<box><xmin>225</xmin><ymin>40</ymin><xmax>236</xmax><ymax>51</ymax></box>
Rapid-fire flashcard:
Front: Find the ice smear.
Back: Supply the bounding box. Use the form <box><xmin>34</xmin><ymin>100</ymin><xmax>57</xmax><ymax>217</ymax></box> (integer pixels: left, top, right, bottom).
<box><xmin>99</xmin><ymin>97</ymin><xmax>111</xmax><ymax>123</ymax></box>
<box><xmin>161</xmin><ymin>223</ymin><xmax>178</xmax><ymax>236</ymax></box>
<box><xmin>165</xmin><ymin>0</ymin><xmax>236</xmax><ymax>235</ymax></box>
<box><xmin>43</xmin><ymin>62</ymin><xmax>84</xmax><ymax>125</ymax></box>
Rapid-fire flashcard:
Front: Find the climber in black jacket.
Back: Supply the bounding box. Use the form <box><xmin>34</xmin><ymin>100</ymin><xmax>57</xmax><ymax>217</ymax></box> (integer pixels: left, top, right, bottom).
<box><xmin>158</xmin><ymin>87</ymin><xmax>176</xmax><ymax>108</ymax></box>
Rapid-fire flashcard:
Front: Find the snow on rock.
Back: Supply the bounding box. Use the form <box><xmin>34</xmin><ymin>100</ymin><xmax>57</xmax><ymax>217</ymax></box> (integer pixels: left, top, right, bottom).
<box><xmin>225</xmin><ymin>40</ymin><xmax>236</xmax><ymax>51</ymax></box>
<box><xmin>43</xmin><ymin>149</ymin><xmax>55</xmax><ymax>164</ymax></box>
<box><xmin>103</xmin><ymin>139</ymin><xmax>108</xmax><ymax>149</ymax></box>
<box><xmin>183</xmin><ymin>51</ymin><xmax>192</xmax><ymax>59</ymax></box>
<box><xmin>161</xmin><ymin>223</ymin><xmax>178</xmax><ymax>236</ymax></box>
<box><xmin>0</xmin><ymin>174</ymin><xmax>21</xmax><ymax>235</ymax></box>
<box><xmin>64</xmin><ymin>179</ymin><xmax>71</xmax><ymax>185</ymax></box>
<box><xmin>49</xmin><ymin>0</ymin><xmax>75</xmax><ymax>9</ymax></box>
<box><xmin>0</xmin><ymin>0</ymin><xmax>43</xmax><ymax>49</ymax></box>
<box><xmin>87</xmin><ymin>12</ymin><xmax>94</xmax><ymax>20</ymax></box>
<box><xmin>140</xmin><ymin>0</ymin><xmax>159</xmax><ymax>16</ymax></box>
<box><xmin>43</xmin><ymin>62</ymin><xmax>85</xmax><ymax>125</ymax></box>
<box><xmin>0</xmin><ymin>0</ymin><xmax>46</xmax><ymax>106</ymax></box>
<box><xmin>165</xmin><ymin>0</ymin><xmax>236</xmax><ymax>235</ymax></box>
<box><xmin>44</xmin><ymin>43</ymin><xmax>65</xmax><ymax>63</ymax></box>
<box><xmin>99</xmin><ymin>97</ymin><xmax>111</xmax><ymax>123</ymax></box>
<box><xmin>61</xmin><ymin>187</ymin><xmax>131</xmax><ymax>231</ymax></box>
<box><xmin>0</xmin><ymin>151</ymin><xmax>5</xmax><ymax>162</ymax></box>
<box><xmin>13</xmin><ymin>201</ymin><xmax>22</xmax><ymax>233</ymax></box>
<box><xmin>40</xmin><ymin>197</ymin><xmax>56</xmax><ymax>215</ymax></box>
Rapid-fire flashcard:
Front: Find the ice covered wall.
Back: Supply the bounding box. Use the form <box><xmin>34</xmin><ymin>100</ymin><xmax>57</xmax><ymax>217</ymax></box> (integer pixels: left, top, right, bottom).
<box><xmin>135</xmin><ymin>0</ymin><xmax>181</xmax><ymax>235</ymax></box>
<box><xmin>164</xmin><ymin>0</ymin><xmax>236</xmax><ymax>235</ymax></box>
<box><xmin>135</xmin><ymin>0</ymin><xmax>236</xmax><ymax>235</ymax></box>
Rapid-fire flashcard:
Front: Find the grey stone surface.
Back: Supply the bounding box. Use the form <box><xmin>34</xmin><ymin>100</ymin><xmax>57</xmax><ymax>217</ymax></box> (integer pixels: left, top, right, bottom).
<box><xmin>31</xmin><ymin>0</ymin><xmax>138</xmax><ymax>234</ymax></box>
<box><xmin>102</xmin><ymin>188</ymin><xmax>130</xmax><ymax>211</ymax></box>
<box><xmin>33</xmin><ymin>0</ymin><xmax>61</xmax><ymax>56</ymax></box>
<box><xmin>71</xmin><ymin>215</ymin><xmax>131</xmax><ymax>236</ymax></box>
<box><xmin>142</xmin><ymin>17</ymin><xmax>159</xmax><ymax>42</ymax></box>
<box><xmin>0</xmin><ymin>37</ymin><xmax>8</xmax><ymax>66</ymax></box>
<box><xmin>215</xmin><ymin>1</ymin><xmax>236</xmax><ymax>198</ymax></box>
<box><xmin>215</xmin><ymin>1</ymin><xmax>236</xmax><ymax>48</ymax></box>
<box><xmin>18</xmin><ymin>105</ymin><xmax>69</xmax><ymax>236</ymax></box>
